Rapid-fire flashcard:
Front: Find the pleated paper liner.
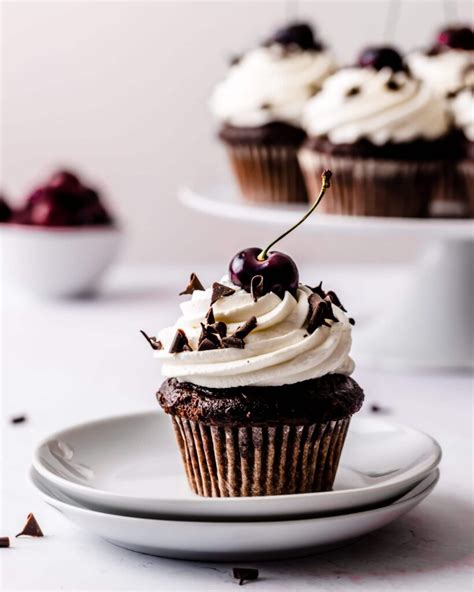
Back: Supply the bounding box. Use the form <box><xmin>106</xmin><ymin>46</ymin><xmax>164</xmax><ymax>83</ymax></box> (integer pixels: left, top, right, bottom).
<box><xmin>457</xmin><ymin>160</ymin><xmax>474</xmax><ymax>218</ymax></box>
<box><xmin>429</xmin><ymin>161</ymin><xmax>470</xmax><ymax>218</ymax></box>
<box><xmin>171</xmin><ymin>417</ymin><xmax>350</xmax><ymax>497</ymax></box>
<box><xmin>225</xmin><ymin>143</ymin><xmax>308</xmax><ymax>204</ymax></box>
<box><xmin>298</xmin><ymin>149</ymin><xmax>444</xmax><ymax>217</ymax></box>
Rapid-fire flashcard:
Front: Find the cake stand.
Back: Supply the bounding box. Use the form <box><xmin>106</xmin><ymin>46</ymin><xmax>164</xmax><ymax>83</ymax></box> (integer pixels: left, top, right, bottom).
<box><xmin>179</xmin><ymin>184</ymin><xmax>474</xmax><ymax>370</ymax></box>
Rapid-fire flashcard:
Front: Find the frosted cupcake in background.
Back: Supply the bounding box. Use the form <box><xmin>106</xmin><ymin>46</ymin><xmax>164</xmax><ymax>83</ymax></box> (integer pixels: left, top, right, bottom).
<box><xmin>407</xmin><ymin>25</ymin><xmax>474</xmax><ymax>96</ymax></box>
<box><xmin>210</xmin><ymin>23</ymin><xmax>337</xmax><ymax>203</ymax></box>
<box><xmin>299</xmin><ymin>46</ymin><xmax>453</xmax><ymax>217</ymax></box>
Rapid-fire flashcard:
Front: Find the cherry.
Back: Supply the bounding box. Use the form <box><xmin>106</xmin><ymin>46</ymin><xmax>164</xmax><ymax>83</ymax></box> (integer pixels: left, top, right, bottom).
<box><xmin>266</xmin><ymin>23</ymin><xmax>323</xmax><ymax>51</ymax></box>
<box><xmin>229</xmin><ymin>171</ymin><xmax>332</xmax><ymax>298</ymax></box>
<box><xmin>437</xmin><ymin>25</ymin><xmax>474</xmax><ymax>50</ymax></box>
<box><xmin>358</xmin><ymin>46</ymin><xmax>405</xmax><ymax>72</ymax></box>
<box><xmin>48</xmin><ymin>170</ymin><xmax>80</xmax><ymax>189</ymax></box>
<box><xmin>0</xmin><ymin>195</ymin><xmax>12</xmax><ymax>222</ymax></box>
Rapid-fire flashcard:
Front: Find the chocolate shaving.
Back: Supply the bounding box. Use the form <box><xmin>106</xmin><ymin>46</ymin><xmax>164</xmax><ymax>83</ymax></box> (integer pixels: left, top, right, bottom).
<box><xmin>349</xmin><ymin>318</ymin><xmax>356</xmax><ymax>325</ymax></box>
<box><xmin>211</xmin><ymin>282</ymin><xmax>235</xmax><ymax>305</ymax></box>
<box><xmin>233</xmin><ymin>316</ymin><xmax>257</xmax><ymax>340</ymax></box>
<box><xmin>325</xmin><ymin>290</ymin><xmax>347</xmax><ymax>312</ymax></box>
<box><xmin>0</xmin><ymin>537</ymin><xmax>10</xmax><ymax>548</ymax></box>
<box><xmin>346</xmin><ymin>86</ymin><xmax>360</xmax><ymax>97</ymax></box>
<box><xmin>250</xmin><ymin>275</ymin><xmax>264</xmax><ymax>302</ymax></box>
<box><xmin>15</xmin><ymin>514</ymin><xmax>43</xmax><ymax>538</ymax></box>
<box><xmin>11</xmin><ymin>415</ymin><xmax>27</xmax><ymax>424</ymax></box>
<box><xmin>232</xmin><ymin>567</ymin><xmax>259</xmax><ymax>585</ymax></box>
<box><xmin>179</xmin><ymin>273</ymin><xmax>205</xmax><ymax>296</ymax></box>
<box><xmin>386</xmin><ymin>78</ymin><xmax>402</xmax><ymax>91</ymax></box>
<box><xmin>307</xmin><ymin>295</ymin><xmax>338</xmax><ymax>334</ymax></box>
<box><xmin>198</xmin><ymin>338</ymin><xmax>218</xmax><ymax>351</ymax></box>
<box><xmin>210</xmin><ymin>321</ymin><xmax>227</xmax><ymax>338</ymax></box>
<box><xmin>139</xmin><ymin>330</ymin><xmax>163</xmax><ymax>351</ymax></box>
<box><xmin>222</xmin><ymin>335</ymin><xmax>245</xmax><ymax>349</ymax></box>
<box><xmin>198</xmin><ymin>323</ymin><xmax>221</xmax><ymax>349</ymax></box>
<box><xmin>309</xmin><ymin>281</ymin><xmax>326</xmax><ymax>299</ymax></box>
<box><xmin>205</xmin><ymin>307</ymin><xmax>215</xmax><ymax>325</ymax></box>
<box><xmin>169</xmin><ymin>329</ymin><xmax>192</xmax><ymax>354</ymax></box>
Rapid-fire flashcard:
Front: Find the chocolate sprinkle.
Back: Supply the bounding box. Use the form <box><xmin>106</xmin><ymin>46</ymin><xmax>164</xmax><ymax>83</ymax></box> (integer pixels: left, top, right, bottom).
<box><xmin>232</xmin><ymin>567</ymin><xmax>259</xmax><ymax>585</ymax></box>
<box><xmin>325</xmin><ymin>290</ymin><xmax>347</xmax><ymax>312</ymax></box>
<box><xmin>211</xmin><ymin>282</ymin><xmax>235</xmax><ymax>305</ymax></box>
<box><xmin>250</xmin><ymin>275</ymin><xmax>264</xmax><ymax>302</ymax></box>
<box><xmin>169</xmin><ymin>329</ymin><xmax>192</xmax><ymax>354</ymax></box>
<box><xmin>349</xmin><ymin>318</ymin><xmax>356</xmax><ymax>325</ymax></box>
<box><xmin>139</xmin><ymin>330</ymin><xmax>163</xmax><ymax>351</ymax></box>
<box><xmin>179</xmin><ymin>273</ymin><xmax>205</xmax><ymax>296</ymax></box>
<box><xmin>15</xmin><ymin>514</ymin><xmax>44</xmax><ymax>538</ymax></box>
<box><xmin>233</xmin><ymin>316</ymin><xmax>258</xmax><ymax>340</ymax></box>
<box><xmin>346</xmin><ymin>86</ymin><xmax>360</xmax><ymax>97</ymax></box>
<box><xmin>0</xmin><ymin>537</ymin><xmax>10</xmax><ymax>548</ymax></box>
<box><xmin>386</xmin><ymin>79</ymin><xmax>401</xmax><ymax>91</ymax></box>
<box><xmin>10</xmin><ymin>415</ymin><xmax>27</xmax><ymax>425</ymax></box>
<box><xmin>307</xmin><ymin>295</ymin><xmax>339</xmax><ymax>334</ymax></box>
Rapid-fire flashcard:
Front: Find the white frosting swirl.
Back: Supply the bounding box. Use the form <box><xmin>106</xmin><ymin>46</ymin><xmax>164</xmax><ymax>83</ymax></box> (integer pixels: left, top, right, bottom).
<box><xmin>450</xmin><ymin>87</ymin><xmax>474</xmax><ymax>141</ymax></box>
<box><xmin>302</xmin><ymin>67</ymin><xmax>450</xmax><ymax>144</ymax></box>
<box><xmin>154</xmin><ymin>277</ymin><xmax>354</xmax><ymax>388</ymax></box>
<box><xmin>210</xmin><ymin>44</ymin><xmax>337</xmax><ymax>127</ymax></box>
<box><xmin>407</xmin><ymin>50</ymin><xmax>474</xmax><ymax>95</ymax></box>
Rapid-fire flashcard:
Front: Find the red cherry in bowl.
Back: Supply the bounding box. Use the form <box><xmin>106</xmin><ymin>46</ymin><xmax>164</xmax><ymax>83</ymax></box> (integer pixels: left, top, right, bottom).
<box><xmin>0</xmin><ymin>196</ymin><xmax>12</xmax><ymax>222</ymax></box>
<box><xmin>229</xmin><ymin>248</ymin><xmax>299</xmax><ymax>298</ymax></box>
<box><xmin>229</xmin><ymin>170</ymin><xmax>332</xmax><ymax>299</ymax></box>
<box><xmin>358</xmin><ymin>46</ymin><xmax>405</xmax><ymax>72</ymax></box>
<box><xmin>437</xmin><ymin>26</ymin><xmax>474</xmax><ymax>50</ymax></box>
<box><xmin>48</xmin><ymin>170</ymin><xmax>80</xmax><ymax>189</ymax></box>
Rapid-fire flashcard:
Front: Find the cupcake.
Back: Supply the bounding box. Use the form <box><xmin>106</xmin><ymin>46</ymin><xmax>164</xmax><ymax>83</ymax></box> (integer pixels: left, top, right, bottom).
<box><xmin>144</xmin><ymin>173</ymin><xmax>364</xmax><ymax>497</ymax></box>
<box><xmin>299</xmin><ymin>47</ymin><xmax>453</xmax><ymax>217</ymax></box>
<box><xmin>210</xmin><ymin>23</ymin><xmax>337</xmax><ymax>204</ymax></box>
<box><xmin>449</xmin><ymin>84</ymin><xmax>474</xmax><ymax>216</ymax></box>
<box><xmin>407</xmin><ymin>25</ymin><xmax>474</xmax><ymax>96</ymax></box>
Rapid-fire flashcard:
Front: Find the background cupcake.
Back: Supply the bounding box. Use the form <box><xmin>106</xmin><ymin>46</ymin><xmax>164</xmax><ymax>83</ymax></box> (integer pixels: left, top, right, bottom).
<box><xmin>407</xmin><ymin>24</ymin><xmax>474</xmax><ymax>96</ymax></box>
<box><xmin>299</xmin><ymin>47</ymin><xmax>453</xmax><ymax>217</ymax></box>
<box><xmin>210</xmin><ymin>23</ymin><xmax>336</xmax><ymax>204</ymax></box>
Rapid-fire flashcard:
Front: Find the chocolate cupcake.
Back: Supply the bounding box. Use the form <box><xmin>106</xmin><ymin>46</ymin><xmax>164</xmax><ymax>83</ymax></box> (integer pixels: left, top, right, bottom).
<box><xmin>299</xmin><ymin>47</ymin><xmax>453</xmax><ymax>217</ymax></box>
<box><xmin>407</xmin><ymin>25</ymin><xmax>474</xmax><ymax>97</ymax></box>
<box><xmin>210</xmin><ymin>23</ymin><xmax>336</xmax><ymax>204</ymax></box>
<box><xmin>145</xmin><ymin>174</ymin><xmax>364</xmax><ymax>497</ymax></box>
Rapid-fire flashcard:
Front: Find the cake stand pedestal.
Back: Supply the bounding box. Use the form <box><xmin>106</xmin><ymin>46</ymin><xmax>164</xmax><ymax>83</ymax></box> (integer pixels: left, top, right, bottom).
<box><xmin>179</xmin><ymin>184</ymin><xmax>474</xmax><ymax>370</ymax></box>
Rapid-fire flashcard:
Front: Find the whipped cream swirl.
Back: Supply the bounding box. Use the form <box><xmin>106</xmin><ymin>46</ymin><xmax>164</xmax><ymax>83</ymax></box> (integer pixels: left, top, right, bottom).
<box><xmin>154</xmin><ymin>277</ymin><xmax>354</xmax><ymax>389</ymax></box>
<box><xmin>210</xmin><ymin>45</ymin><xmax>336</xmax><ymax>128</ymax></box>
<box><xmin>450</xmin><ymin>87</ymin><xmax>474</xmax><ymax>141</ymax></box>
<box><xmin>302</xmin><ymin>67</ymin><xmax>450</xmax><ymax>144</ymax></box>
<box><xmin>407</xmin><ymin>50</ymin><xmax>474</xmax><ymax>95</ymax></box>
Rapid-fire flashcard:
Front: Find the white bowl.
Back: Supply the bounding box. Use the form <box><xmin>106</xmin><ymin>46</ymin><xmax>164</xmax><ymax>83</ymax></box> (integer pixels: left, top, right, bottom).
<box><xmin>0</xmin><ymin>223</ymin><xmax>123</xmax><ymax>298</ymax></box>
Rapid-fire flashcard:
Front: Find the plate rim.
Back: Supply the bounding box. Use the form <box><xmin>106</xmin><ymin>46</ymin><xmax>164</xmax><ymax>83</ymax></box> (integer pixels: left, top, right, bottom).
<box><xmin>32</xmin><ymin>410</ymin><xmax>442</xmax><ymax>506</ymax></box>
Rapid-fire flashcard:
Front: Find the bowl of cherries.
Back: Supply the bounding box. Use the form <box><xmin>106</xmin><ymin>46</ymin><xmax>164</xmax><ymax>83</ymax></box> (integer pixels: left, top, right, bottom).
<box><xmin>0</xmin><ymin>170</ymin><xmax>122</xmax><ymax>298</ymax></box>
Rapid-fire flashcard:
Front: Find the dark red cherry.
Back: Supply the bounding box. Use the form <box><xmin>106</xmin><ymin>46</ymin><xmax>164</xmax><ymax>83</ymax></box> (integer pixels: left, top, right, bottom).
<box><xmin>358</xmin><ymin>46</ymin><xmax>405</xmax><ymax>72</ymax></box>
<box><xmin>48</xmin><ymin>170</ymin><xmax>80</xmax><ymax>189</ymax></box>
<box><xmin>266</xmin><ymin>22</ymin><xmax>323</xmax><ymax>51</ymax></box>
<box><xmin>0</xmin><ymin>195</ymin><xmax>12</xmax><ymax>222</ymax></box>
<box><xmin>229</xmin><ymin>247</ymin><xmax>299</xmax><ymax>298</ymax></box>
<box><xmin>27</xmin><ymin>189</ymin><xmax>71</xmax><ymax>226</ymax></box>
<box><xmin>437</xmin><ymin>26</ymin><xmax>474</xmax><ymax>50</ymax></box>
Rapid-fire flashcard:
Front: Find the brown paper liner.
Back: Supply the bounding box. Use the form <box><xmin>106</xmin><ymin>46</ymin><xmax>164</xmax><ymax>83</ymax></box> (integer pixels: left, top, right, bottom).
<box><xmin>171</xmin><ymin>417</ymin><xmax>350</xmax><ymax>497</ymax></box>
<box><xmin>298</xmin><ymin>149</ymin><xmax>443</xmax><ymax>217</ymax></box>
<box><xmin>225</xmin><ymin>144</ymin><xmax>308</xmax><ymax>204</ymax></box>
<box><xmin>429</xmin><ymin>162</ymin><xmax>470</xmax><ymax>218</ymax></box>
<box><xmin>457</xmin><ymin>160</ymin><xmax>474</xmax><ymax>218</ymax></box>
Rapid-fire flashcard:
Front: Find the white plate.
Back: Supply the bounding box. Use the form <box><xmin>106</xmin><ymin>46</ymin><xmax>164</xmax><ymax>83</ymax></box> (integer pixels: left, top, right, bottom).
<box><xmin>33</xmin><ymin>412</ymin><xmax>441</xmax><ymax>520</ymax></box>
<box><xmin>31</xmin><ymin>468</ymin><xmax>439</xmax><ymax>561</ymax></box>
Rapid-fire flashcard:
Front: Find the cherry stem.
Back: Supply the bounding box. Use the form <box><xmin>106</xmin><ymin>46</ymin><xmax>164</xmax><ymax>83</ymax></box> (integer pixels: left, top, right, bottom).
<box><xmin>257</xmin><ymin>169</ymin><xmax>332</xmax><ymax>261</ymax></box>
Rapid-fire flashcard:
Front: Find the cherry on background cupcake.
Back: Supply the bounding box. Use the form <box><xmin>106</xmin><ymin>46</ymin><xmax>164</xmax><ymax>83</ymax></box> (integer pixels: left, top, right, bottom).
<box><xmin>0</xmin><ymin>195</ymin><xmax>12</xmax><ymax>223</ymax></box>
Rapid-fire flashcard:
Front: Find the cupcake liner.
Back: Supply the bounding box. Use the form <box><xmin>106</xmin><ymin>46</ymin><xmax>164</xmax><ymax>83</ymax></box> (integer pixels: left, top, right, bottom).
<box><xmin>225</xmin><ymin>143</ymin><xmax>308</xmax><ymax>204</ymax></box>
<box><xmin>458</xmin><ymin>160</ymin><xmax>474</xmax><ymax>218</ymax></box>
<box><xmin>171</xmin><ymin>417</ymin><xmax>350</xmax><ymax>497</ymax></box>
<box><xmin>429</xmin><ymin>162</ymin><xmax>470</xmax><ymax>218</ymax></box>
<box><xmin>298</xmin><ymin>149</ymin><xmax>442</xmax><ymax>217</ymax></box>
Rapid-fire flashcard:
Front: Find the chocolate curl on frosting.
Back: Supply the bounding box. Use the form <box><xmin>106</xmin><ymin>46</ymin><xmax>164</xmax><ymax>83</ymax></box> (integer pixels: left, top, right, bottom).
<box><xmin>139</xmin><ymin>330</ymin><xmax>163</xmax><ymax>351</ymax></box>
<box><xmin>325</xmin><ymin>290</ymin><xmax>347</xmax><ymax>312</ymax></box>
<box><xmin>250</xmin><ymin>275</ymin><xmax>264</xmax><ymax>302</ymax></box>
<box><xmin>179</xmin><ymin>273</ymin><xmax>205</xmax><ymax>295</ymax></box>
<box><xmin>211</xmin><ymin>282</ymin><xmax>235</xmax><ymax>305</ymax></box>
<box><xmin>307</xmin><ymin>295</ymin><xmax>339</xmax><ymax>334</ymax></box>
<box><xmin>222</xmin><ymin>316</ymin><xmax>257</xmax><ymax>349</ymax></box>
<box><xmin>169</xmin><ymin>329</ymin><xmax>192</xmax><ymax>353</ymax></box>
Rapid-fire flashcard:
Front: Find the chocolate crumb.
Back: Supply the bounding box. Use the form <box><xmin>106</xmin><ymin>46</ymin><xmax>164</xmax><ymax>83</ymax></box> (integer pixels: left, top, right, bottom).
<box><xmin>234</xmin><ymin>316</ymin><xmax>258</xmax><ymax>340</ymax></box>
<box><xmin>222</xmin><ymin>335</ymin><xmax>245</xmax><ymax>349</ymax></box>
<box><xmin>139</xmin><ymin>330</ymin><xmax>163</xmax><ymax>351</ymax></box>
<box><xmin>386</xmin><ymin>79</ymin><xmax>401</xmax><ymax>91</ymax></box>
<box><xmin>229</xmin><ymin>54</ymin><xmax>242</xmax><ymax>66</ymax></box>
<box><xmin>15</xmin><ymin>514</ymin><xmax>44</xmax><ymax>538</ymax></box>
<box><xmin>0</xmin><ymin>537</ymin><xmax>10</xmax><ymax>548</ymax></box>
<box><xmin>179</xmin><ymin>273</ymin><xmax>205</xmax><ymax>296</ymax></box>
<box><xmin>10</xmin><ymin>415</ymin><xmax>27</xmax><ymax>425</ymax></box>
<box><xmin>349</xmin><ymin>318</ymin><xmax>356</xmax><ymax>325</ymax></box>
<box><xmin>169</xmin><ymin>329</ymin><xmax>192</xmax><ymax>354</ymax></box>
<box><xmin>325</xmin><ymin>290</ymin><xmax>347</xmax><ymax>312</ymax></box>
<box><xmin>370</xmin><ymin>403</ymin><xmax>390</xmax><ymax>414</ymax></box>
<box><xmin>211</xmin><ymin>282</ymin><xmax>235</xmax><ymax>305</ymax></box>
<box><xmin>346</xmin><ymin>86</ymin><xmax>360</xmax><ymax>97</ymax></box>
<box><xmin>250</xmin><ymin>275</ymin><xmax>264</xmax><ymax>302</ymax></box>
<box><xmin>205</xmin><ymin>307</ymin><xmax>215</xmax><ymax>325</ymax></box>
<box><xmin>232</xmin><ymin>567</ymin><xmax>259</xmax><ymax>585</ymax></box>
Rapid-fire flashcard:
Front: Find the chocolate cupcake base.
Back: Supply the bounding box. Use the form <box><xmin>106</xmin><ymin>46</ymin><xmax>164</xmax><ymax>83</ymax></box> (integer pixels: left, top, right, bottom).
<box><xmin>458</xmin><ymin>160</ymin><xmax>474</xmax><ymax>217</ymax></box>
<box><xmin>172</xmin><ymin>417</ymin><xmax>349</xmax><ymax>497</ymax></box>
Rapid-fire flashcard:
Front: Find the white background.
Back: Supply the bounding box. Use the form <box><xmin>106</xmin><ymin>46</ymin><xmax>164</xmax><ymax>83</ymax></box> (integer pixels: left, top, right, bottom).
<box><xmin>2</xmin><ymin>0</ymin><xmax>473</xmax><ymax>265</ymax></box>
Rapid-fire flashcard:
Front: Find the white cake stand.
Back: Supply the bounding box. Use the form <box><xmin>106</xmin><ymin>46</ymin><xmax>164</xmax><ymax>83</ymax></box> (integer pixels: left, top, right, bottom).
<box><xmin>179</xmin><ymin>184</ymin><xmax>474</xmax><ymax>370</ymax></box>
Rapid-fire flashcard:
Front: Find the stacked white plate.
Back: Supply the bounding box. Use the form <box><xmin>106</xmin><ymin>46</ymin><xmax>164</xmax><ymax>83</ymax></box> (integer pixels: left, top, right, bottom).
<box><xmin>31</xmin><ymin>411</ymin><xmax>442</xmax><ymax>561</ymax></box>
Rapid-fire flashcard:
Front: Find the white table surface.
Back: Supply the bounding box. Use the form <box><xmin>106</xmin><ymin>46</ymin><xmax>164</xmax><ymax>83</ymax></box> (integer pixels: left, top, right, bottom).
<box><xmin>1</xmin><ymin>264</ymin><xmax>473</xmax><ymax>592</ymax></box>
